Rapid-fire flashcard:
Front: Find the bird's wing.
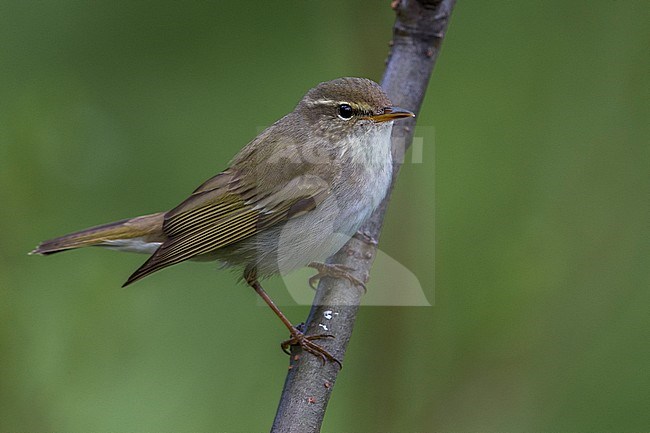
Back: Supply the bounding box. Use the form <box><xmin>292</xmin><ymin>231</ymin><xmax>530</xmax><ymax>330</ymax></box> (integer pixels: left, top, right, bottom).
<box><xmin>123</xmin><ymin>168</ymin><xmax>330</xmax><ymax>286</ymax></box>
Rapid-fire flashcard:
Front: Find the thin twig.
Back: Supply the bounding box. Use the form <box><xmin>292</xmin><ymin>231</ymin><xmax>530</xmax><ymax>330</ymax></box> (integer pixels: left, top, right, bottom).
<box><xmin>270</xmin><ymin>1</ymin><xmax>457</xmax><ymax>432</ymax></box>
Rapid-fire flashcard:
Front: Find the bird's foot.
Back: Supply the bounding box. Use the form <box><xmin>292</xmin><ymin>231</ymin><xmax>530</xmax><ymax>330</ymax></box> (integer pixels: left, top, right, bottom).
<box><xmin>307</xmin><ymin>262</ymin><xmax>367</xmax><ymax>293</ymax></box>
<box><xmin>282</xmin><ymin>327</ymin><xmax>342</xmax><ymax>368</ymax></box>
<box><xmin>354</xmin><ymin>230</ymin><xmax>378</xmax><ymax>245</ymax></box>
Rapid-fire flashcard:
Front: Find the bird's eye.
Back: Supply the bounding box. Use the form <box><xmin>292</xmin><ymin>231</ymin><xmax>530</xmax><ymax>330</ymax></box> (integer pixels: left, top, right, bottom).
<box><xmin>337</xmin><ymin>104</ymin><xmax>353</xmax><ymax>120</ymax></box>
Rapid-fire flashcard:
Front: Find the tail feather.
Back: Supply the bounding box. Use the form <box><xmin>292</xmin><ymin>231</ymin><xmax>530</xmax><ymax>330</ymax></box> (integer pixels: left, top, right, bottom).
<box><xmin>31</xmin><ymin>212</ymin><xmax>166</xmax><ymax>255</ymax></box>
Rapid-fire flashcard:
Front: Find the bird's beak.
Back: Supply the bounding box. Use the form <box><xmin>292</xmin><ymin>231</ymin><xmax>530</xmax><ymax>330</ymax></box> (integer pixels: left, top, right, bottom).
<box><xmin>367</xmin><ymin>106</ymin><xmax>415</xmax><ymax>123</ymax></box>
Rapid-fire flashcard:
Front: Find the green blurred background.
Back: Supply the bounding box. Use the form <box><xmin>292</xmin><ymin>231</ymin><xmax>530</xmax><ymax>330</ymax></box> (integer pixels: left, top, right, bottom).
<box><xmin>1</xmin><ymin>1</ymin><xmax>648</xmax><ymax>432</ymax></box>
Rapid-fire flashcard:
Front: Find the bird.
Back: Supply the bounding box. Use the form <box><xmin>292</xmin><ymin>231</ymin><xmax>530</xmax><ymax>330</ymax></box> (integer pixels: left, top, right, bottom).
<box><xmin>31</xmin><ymin>77</ymin><xmax>415</xmax><ymax>366</ymax></box>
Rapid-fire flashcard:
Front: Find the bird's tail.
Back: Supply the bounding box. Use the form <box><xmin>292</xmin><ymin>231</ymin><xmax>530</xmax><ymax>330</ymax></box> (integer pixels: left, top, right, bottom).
<box><xmin>30</xmin><ymin>212</ymin><xmax>166</xmax><ymax>255</ymax></box>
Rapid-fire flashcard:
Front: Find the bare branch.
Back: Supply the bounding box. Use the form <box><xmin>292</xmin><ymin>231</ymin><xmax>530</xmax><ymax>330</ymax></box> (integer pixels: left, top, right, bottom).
<box><xmin>271</xmin><ymin>1</ymin><xmax>457</xmax><ymax>432</ymax></box>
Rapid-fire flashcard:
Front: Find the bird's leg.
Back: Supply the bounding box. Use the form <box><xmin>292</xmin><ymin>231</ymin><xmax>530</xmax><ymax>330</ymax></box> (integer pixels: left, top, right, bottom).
<box><xmin>244</xmin><ymin>267</ymin><xmax>342</xmax><ymax>368</ymax></box>
<box><xmin>307</xmin><ymin>261</ymin><xmax>367</xmax><ymax>293</ymax></box>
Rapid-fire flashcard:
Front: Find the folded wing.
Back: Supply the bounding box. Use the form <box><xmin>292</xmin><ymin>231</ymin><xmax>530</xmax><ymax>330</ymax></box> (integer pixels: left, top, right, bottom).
<box><xmin>123</xmin><ymin>169</ymin><xmax>329</xmax><ymax>286</ymax></box>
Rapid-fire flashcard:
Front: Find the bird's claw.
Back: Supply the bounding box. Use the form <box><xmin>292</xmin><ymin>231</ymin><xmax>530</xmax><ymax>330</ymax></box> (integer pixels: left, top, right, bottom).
<box><xmin>307</xmin><ymin>262</ymin><xmax>367</xmax><ymax>293</ymax></box>
<box><xmin>282</xmin><ymin>329</ymin><xmax>342</xmax><ymax>369</ymax></box>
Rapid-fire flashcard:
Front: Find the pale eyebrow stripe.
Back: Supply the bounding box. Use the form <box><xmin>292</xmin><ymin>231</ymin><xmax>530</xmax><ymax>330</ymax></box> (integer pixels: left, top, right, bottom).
<box><xmin>306</xmin><ymin>100</ymin><xmax>374</xmax><ymax>113</ymax></box>
<box><xmin>307</xmin><ymin>99</ymin><xmax>346</xmax><ymax>106</ymax></box>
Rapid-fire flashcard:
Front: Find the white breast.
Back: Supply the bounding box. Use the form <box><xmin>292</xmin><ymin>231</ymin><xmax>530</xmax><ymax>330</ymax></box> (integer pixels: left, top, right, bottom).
<box><xmin>254</xmin><ymin>122</ymin><xmax>394</xmax><ymax>275</ymax></box>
